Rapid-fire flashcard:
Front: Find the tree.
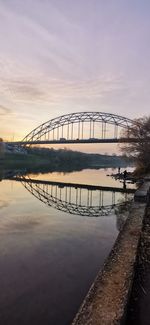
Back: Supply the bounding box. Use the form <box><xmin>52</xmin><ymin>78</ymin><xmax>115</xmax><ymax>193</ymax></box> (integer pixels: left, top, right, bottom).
<box><xmin>121</xmin><ymin>116</ymin><xmax>150</xmax><ymax>173</ymax></box>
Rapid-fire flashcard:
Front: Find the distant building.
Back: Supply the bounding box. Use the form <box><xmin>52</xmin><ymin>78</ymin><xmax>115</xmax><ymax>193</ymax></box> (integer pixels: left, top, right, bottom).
<box><xmin>0</xmin><ymin>140</ymin><xmax>27</xmax><ymax>156</ymax></box>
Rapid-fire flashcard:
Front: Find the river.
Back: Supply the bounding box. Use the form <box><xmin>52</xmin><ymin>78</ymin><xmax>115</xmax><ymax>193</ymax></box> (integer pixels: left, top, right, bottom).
<box><xmin>0</xmin><ymin>168</ymin><xmax>135</xmax><ymax>325</ymax></box>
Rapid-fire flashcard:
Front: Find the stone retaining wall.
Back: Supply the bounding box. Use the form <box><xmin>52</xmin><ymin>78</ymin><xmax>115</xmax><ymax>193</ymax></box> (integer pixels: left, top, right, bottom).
<box><xmin>72</xmin><ymin>181</ymin><xmax>150</xmax><ymax>325</ymax></box>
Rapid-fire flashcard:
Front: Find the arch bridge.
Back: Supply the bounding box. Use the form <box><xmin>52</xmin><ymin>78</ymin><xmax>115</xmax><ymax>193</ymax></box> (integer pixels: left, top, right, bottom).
<box><xmin>21</xmin><ymin>112</ymin><xmax>133</xmax><ymax>145</ymax></box>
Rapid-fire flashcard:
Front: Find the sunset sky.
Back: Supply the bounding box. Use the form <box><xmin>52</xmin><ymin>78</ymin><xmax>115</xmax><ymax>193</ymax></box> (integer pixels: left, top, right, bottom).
<box><xmin>0</xmin><ymin>0</ymin><xmax>150</xmax><ymax>152</ymax></box>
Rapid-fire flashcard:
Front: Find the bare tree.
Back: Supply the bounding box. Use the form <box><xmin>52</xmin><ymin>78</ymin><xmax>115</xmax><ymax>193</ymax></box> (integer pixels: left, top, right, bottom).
<box><xmin>121</xmin><ymin>116</ymin><xmax>150</xmax><ymax>173</ymax></box>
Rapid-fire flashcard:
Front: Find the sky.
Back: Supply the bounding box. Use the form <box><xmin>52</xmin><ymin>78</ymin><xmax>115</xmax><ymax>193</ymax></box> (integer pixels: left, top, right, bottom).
<box><xmin>0</xmin><ymin>0</ymin><xmax>150</xmax><ymax>152</ymax></box>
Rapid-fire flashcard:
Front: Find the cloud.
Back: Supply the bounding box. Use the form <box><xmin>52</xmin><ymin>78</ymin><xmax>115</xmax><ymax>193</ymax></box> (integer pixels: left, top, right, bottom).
<box><xmin>0</xmin><ymin>72</ymin><xmax>47</xmax><ymax>102</ymax></box>
<box><xmin>6</xmin><ymin>79</ymin><xmax>45</xmax><ymax>101</ymax></box>
<box><xmin>0</xmin><ymin>105</ymin><xmax>12</xmax><ymax>116</ymax></box>
<box><xmin>0</xmin><ymin>66</ymin><xmax>125</xmax><ymax>104</ymax></box>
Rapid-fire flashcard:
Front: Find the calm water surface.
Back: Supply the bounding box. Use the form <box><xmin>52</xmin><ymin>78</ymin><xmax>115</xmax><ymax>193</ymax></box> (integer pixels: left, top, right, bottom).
<box><xmin>0</xmin><ymin>168</ymin><xmax>135</xmax><ymax>325</ymax></box>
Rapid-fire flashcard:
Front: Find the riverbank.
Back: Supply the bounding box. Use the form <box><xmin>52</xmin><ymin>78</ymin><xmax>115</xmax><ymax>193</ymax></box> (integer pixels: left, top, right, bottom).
<box><xmin>126</xmin><ymin>183</ymin><xmax>150</xmax><ymax>324</ymax></box>
<box><xmin>0</xmin><ymin>149</ymin><xmax>131</xmax><ymax>174</ymax></box>
<box><xmin>72</xmin><ymin>179</ymin><xmax>150</xmax><ymax>325</ymax></box>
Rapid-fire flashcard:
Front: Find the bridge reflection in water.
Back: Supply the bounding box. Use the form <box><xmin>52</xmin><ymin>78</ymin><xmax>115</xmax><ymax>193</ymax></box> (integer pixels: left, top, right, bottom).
<box><xmin>12</xmin><ymin>176</ymin><xmax>135</xmax><ymax>217</ymax></box>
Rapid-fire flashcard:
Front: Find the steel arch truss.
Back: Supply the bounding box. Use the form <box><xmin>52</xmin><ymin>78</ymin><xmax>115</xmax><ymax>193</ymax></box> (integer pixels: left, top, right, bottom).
<box><xmin>22</xmin><ymin>112</ymin><xmax>133</xmax><ymax>142</ymax></box>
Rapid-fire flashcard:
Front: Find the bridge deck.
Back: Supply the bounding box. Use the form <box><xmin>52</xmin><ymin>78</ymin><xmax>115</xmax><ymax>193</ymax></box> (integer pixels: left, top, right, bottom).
<box><xmin>7</xmin><ymin>138</ymin><xmax>138</xmax><ymax>145</ymax></box>
<box><xmin>10</xmin><ymin>177</ymin><xmax>135</xmax><ymax>194</ymax></box>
